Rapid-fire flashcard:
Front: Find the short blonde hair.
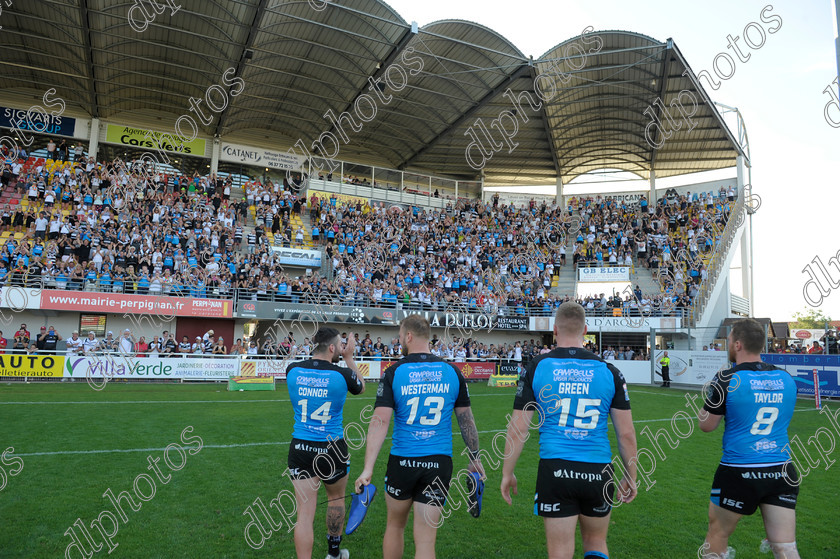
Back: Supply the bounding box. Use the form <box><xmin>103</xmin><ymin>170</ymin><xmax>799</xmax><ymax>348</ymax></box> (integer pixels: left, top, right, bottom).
<box><xmin>554</xmin><ymin>302</ymin><xmax>586</xmax><ymax>337</ymax></box>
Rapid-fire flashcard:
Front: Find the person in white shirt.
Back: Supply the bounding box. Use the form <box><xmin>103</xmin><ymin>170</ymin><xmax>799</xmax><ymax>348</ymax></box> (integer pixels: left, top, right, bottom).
<box><xmin>455</xmin><ymin>346</ymin><xmax>467</xmax><ymax>363</ymax></box>
<box><xmin>119</xmin><ymin>330</ymin><xmax>135</xmax><ymax>354</ymax></box>
<box><xmin>66</xmin><ymin>331</ymin><xmax>84</xmax><ymax>355</ymax></box>
<box><xmin>148</xmin><ymin>336</ymin><xmax>161</xmax><ymax>355</ymax></box>
<box><xmin>34</xmin><ymin>213</ymin><xmax>48</xmax><ymax>239</ymax></box>
<box><xmin>192</xmin><ymin>337</ymin><xmax>204</xmax><ymax>355</ymax></box>
<box><xmin>82</xmin><ymin>331</ymin><xmax>100</xmax><ymax>354</ymax></box>
<box><xmin>513</xmin><ymin>342</ymin><xmax>523</xmax><ymax>362</ymax></box>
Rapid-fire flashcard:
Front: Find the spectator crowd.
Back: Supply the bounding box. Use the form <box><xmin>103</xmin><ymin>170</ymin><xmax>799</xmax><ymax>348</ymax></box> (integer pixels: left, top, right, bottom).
<box><xmin>1</xmin><ymin>146</ymin><xmax>739</xmax><ymax>324</ymax></box>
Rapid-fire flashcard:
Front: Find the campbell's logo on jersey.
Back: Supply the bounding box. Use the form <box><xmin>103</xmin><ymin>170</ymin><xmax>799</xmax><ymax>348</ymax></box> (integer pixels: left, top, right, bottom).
<box><xmin>749</xmin><ymin>379</ymin><xmax>785</xmax><ymax>391</ymax></box>
<box><xmin>297</xmin><ymin>376</ymin><xmax>329</xmax><ymax>387</ymax></box>
<box><xmin>552</xmin><ymin>368</ymin><xmax>594</xmax><ymax>383</ymax></box>
<box><xmin>408</xmin><ymin>370</ymin><xmax>443</xmax><ymax>383</ymax></box>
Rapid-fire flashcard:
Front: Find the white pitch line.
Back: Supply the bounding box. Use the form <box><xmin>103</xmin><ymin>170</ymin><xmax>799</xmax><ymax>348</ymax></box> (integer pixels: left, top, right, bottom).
<box><xmin>10</xmin><ymin>407</ymin><xmax>828</xmax><ymax>457</ymax></box>
<box><xmin>13</xmin><ymin>430</ymin><xmax>507</xmax><ymax>457</ymax></box>
<box><xmin>0</xmin><ymin>393</ymin><xmax>516</xmax><ymax>405</ymax></box>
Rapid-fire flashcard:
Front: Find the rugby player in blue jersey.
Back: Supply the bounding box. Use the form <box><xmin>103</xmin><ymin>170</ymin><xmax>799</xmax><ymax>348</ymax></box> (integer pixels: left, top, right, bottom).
<box><xmin>286</xmin><ymin>327</ymin><xmax>365</xmax><ymax>559</ymax></box>
<box><xmin>355</xmin><ymin>314</ymin><xmax>485</xmax><ymax>559</ymax></box>
<box><xmin>501</xmin><ymin>302</ymin><xmax>638</xmax><ymax>559</ymax></box>
<box><xmin>698</xmin><ymin>318</ymin><xmax>800</xmax><ymax>559</ymax></box>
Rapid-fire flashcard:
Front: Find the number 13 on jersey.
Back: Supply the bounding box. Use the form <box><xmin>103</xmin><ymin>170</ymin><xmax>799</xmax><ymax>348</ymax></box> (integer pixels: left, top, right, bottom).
<box><xmin>406</xmin><ymin>396</ymin><xmax>445</xmax><ymax>426</ymax></box>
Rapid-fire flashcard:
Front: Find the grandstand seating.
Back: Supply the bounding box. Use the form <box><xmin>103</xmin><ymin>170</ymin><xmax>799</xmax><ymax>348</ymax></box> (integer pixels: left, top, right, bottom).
<box><xmin>0</xmin><ymin>149</ymin><xmax>736</xmax><ymax>321</ymax></box>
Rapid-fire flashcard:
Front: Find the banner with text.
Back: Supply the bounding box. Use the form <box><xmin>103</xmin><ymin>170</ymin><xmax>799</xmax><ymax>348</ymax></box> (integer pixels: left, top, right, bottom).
<box><xmin>0</xmin><ymin>106</ymin><xmax>76</xmax><ymax>137</ymax></box>
<box><xmin>578</xmin><ymin>267</ymin><xmax>630</xmax><ymax>282</ymax></box>
<box><xmin>269</xmin><ymin>246</ymin><xmax>322</xmax><ymax>268</ymax></box>
<box><xmin>379</xmin><ymin>359</ymin><xmax>495</xmax><ymax>380</ymax></box>
<box><xmin>532</xmin><ymin>316</ymin><xmax>680</xmax><ymax>333</ymax></box>
<box><xmin>762</xmin><ymin>353</ymin><xmax>840</xmax><ymax>399</ymax></box>
<box><xmin>235</xmin><ymin>301</ymin><xmax>526</xmax><ymax>331</ymax></box>
<box><xmin>0</xmin><ymin>355</ymin><xmax>64</xmax><ymax>377</ymax></box>
<box><xmin>652</xmin><ymin>350</ymin><xmax>729</xmax><ymax>386</ymax></box>
<box><xmin>42</xmin><ymin>290</ymin><xmax>233</xmax><ymax>318</ymax></box>
<box><xmin>104</xmin><ymin>124</ymin><xmax>207</xmax><ymax>156</ymax></box>
<box><xmin>220</xmin><ymin>142</ymin><xmax>306</xmax><ymax>171</ymax></box>
<box><xmin>63</xmin><ymin>355</ymin><xmax>237</xmax><ymax>380</ymax></box>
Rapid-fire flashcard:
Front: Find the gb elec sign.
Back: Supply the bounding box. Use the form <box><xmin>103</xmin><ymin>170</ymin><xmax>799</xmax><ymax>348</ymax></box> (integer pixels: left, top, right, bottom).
<box><xmin>578</xmin><ymin>267</ymin><xmax>630</xmax><ymax>282</ymax></box>
<box><xmin>270</xmin><ymin>247</ymin><xmax>322</xmax><ymax>268</ymax></box>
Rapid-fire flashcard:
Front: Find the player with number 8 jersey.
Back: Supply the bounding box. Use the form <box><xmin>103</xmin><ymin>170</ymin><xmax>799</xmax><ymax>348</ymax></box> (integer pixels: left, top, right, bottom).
<box><xmin>698</xmin><ymin>318</ymin><xmax>801</xmax><ymax>559</ymax></box>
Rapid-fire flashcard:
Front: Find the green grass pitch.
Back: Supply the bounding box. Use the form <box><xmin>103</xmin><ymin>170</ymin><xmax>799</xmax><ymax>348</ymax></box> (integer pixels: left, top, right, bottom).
<box><xmin>0</xmin><ymin>382</ymin><xmax>837</xmax><ymax>558</ymax></box>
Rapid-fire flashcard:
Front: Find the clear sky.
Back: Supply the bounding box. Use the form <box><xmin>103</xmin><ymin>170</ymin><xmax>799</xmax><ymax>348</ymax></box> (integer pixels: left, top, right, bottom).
<box><xmin>384</xmin><ymin>0</ymin><xmax>840</xmax><ymax>323</ymax></box>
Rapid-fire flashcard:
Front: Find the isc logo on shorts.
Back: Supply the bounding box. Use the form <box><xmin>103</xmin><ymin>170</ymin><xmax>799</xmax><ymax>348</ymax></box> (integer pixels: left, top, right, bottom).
<box><xmin>385</xmin><ymin>485</ymin><xmax>402</xmax><ymax>497</ymax></box>
<box><xmin>722</xmin><ymin>498</ymin><xmax>744</xmax><ymax>509</ymax></box>
<box><xmin>539</xmin><ymin>503</ymin><xmax>564</xmax><ymax>513</ymax></box>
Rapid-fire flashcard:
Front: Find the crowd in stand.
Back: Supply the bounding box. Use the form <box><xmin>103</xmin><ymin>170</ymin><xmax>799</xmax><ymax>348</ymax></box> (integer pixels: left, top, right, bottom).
<box><xmin>2</xmin><ymin>323</ymin><xmax>233</xmax><ymax>356</ymax></box>
<box><xmin>0</xmin><ymin>147</ymin><xmax>736</xmax><ymax>320</ymax></box>
<box><xmin>243</xmin><ymin>331</ymin><xmax>651</xmax><ymax>363</ymax></box>
<box><xmin>0</xmin><ymin>151</ymin><xmax>285</xmax><ymax>296</ymax></box>
<box><xmin>301</xmin><ymin>187</ymin><xmax>732</xmax><ymax>316</ymax></box>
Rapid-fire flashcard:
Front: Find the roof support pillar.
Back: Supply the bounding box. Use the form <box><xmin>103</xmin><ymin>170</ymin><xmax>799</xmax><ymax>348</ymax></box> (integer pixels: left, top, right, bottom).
<box><xmin>649</xmin><ymin>170</ymin><xmax>656</xmax><ymax>205</ymax></box>
<box><xmin>555</xmin><ymin>175</ymin><xmax>564</xmax><ymax>207</ymax></box>
<box><xmin>87</xmin><ymin>118</ymin><xmax>100</xmax><ymax>160</ymax></box>
<box><xmin>210</xmin><ymin>137</ymin><xmax>221</xmax><ymax>175</ymax></box>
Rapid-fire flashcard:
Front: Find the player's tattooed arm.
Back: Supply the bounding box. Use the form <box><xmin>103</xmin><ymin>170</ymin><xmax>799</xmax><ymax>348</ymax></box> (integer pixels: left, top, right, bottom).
<box><xmin>456</xmin><ymin>406</ymin><xmax>486</xmax><ymax>479</ymax></box>
<box><xmin>455</xmin><ymin>407</ymin><xmax>480</xmax><ymax>455</ymax></box>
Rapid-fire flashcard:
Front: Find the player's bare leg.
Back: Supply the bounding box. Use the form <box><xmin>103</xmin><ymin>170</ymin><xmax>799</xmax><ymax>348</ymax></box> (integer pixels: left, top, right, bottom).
<box><xmin>544</xmin><ymin>516</ymin><xmax>578</xmax><ymax>559</ymax></box>
<box><xmin>579</xmin><ymin>513</ymin><xmax>611</xmax><ymax>558</ymax></box>
<box><xmin>759</xmin><ymin>503</ymin><xmax>800</xmax><ymax>559</ymax></box>
<box><xmin>383</xmin><ymin>494</ymin><xmax>412</xmax><ymax>559</ymax></box>
<box><xmin>413</xmin><ymin>501</ymin><xmax>441</xmax><ymax>559</ymax></box>
<box><xmin>703</xmin><ymin>503</ymin><xmax>741</xmax><ymax>558</ymax></box>
<box><xmin>291</xmin><ymin>477</ymin><xmax>321</xmax><ymax>559</ymax></box>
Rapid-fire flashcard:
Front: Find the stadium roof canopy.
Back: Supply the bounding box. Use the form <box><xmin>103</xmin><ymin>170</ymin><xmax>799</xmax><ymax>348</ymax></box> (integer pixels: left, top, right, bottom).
<box><xmin>0</xmin><ymin>0</ymin><xmax>746</xmax><ymax>186</ymax></box>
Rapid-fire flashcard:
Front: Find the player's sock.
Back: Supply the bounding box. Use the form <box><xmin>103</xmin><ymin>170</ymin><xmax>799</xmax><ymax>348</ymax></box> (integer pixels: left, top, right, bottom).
<box><xmin>700</xmin><ymin>542</ymin><xmax>734</xmax><ymax>559</ymax></box>
<box><xmin>584</xmin><ymin>552</ymin><xmax>609</xmax><ymax>559</ymax></box>
<box><xmin>767</xmin><ymin>541</ymin><xmax>798</xmax><ymax>559</ymax></box>
<box><xmin>327</xmin><ymin>535</ymin><xmax>342</xmax><ymax>558</ymax></box>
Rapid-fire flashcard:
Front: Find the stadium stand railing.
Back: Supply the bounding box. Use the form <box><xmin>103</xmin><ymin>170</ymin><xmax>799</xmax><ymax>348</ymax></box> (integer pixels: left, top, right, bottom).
<box><xmin>688</xmin><ymin>195</ymin><xmax>745</xmax><ymax>326</ymax></box>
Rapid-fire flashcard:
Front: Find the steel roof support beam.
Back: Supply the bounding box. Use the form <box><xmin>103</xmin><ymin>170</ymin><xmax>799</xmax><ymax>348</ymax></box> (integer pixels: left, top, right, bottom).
<box><xmin>78</xmin><ymin>0</ymin><xmax>99</xmax><ymax>117</ymax></box>
<box><xmin>214</xmin><ymin>0</ymin><xmax>270</xmax><ymax>137</ymax></box>
<box><xmin>320</xmin><ymin>23</ymin><xmax>418</xmax><ymax>153</ymax></box>
<box><xmin>647</xmin><ymin>40</ymin><xmax>674</xmax><ymax>169</ymax></box>
<box><xmin>398</xmin><ymin>62</ymin><xmax>532</xmax><ymax>169</ymax></box>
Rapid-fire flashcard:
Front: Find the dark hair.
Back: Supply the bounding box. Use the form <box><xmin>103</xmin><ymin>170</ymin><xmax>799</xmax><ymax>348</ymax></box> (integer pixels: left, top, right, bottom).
<box><xmin>313</xmin><ymin>327</ymin><xmax>340</xmax><ymax>351</ymax></box>
<box><xmin>731</xmin><ymin>318</ymin><xmax>765</xmax><ymax>354</ymax></box>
